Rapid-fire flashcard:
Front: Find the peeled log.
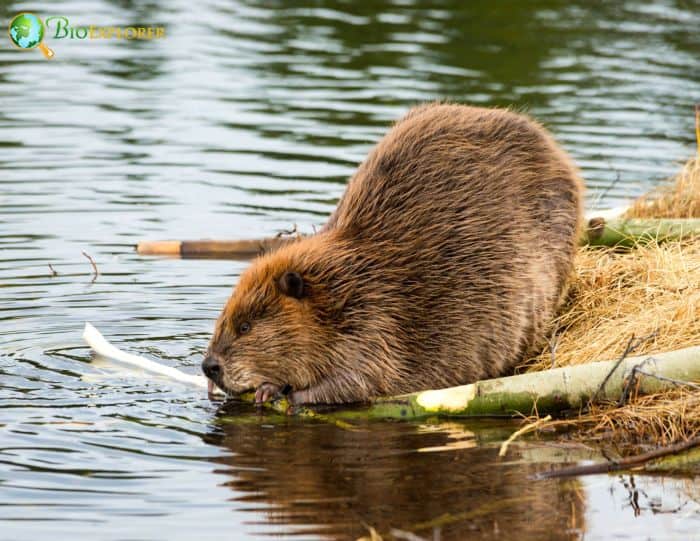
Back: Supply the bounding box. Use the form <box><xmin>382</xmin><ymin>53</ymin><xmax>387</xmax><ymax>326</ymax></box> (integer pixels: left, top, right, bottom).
<box><xmin>297</xmin><ymin>347</ymin><xmax>699</xmax><ymax>420</ymax></box>
<box><xmin>252</xmin><ymin>346</ymin><xmax>700</xmax><ymax>421</ymax></box>
<box><xmin>136</xmin><ymin>238</ymin><xmax>295</xmax><ymax>259</ymax></box>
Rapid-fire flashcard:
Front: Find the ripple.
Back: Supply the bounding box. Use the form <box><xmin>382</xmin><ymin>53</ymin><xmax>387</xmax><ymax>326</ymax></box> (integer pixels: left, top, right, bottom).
<box><xmin>1</xmin><ymin>0</ymin><xmax>699</xmax><ymax>539</ymax></box>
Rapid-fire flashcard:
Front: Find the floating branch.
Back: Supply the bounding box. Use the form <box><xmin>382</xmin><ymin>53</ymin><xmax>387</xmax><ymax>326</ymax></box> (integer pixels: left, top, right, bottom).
<box><xmin>82</xmin><ymin>251</ymin><xmax>100</xmax><ymax>281</ymax></box>
<box><xmin>136</xmin><ymin>238</ymin><xmax>296</xmax><ymax>259</ymax></box>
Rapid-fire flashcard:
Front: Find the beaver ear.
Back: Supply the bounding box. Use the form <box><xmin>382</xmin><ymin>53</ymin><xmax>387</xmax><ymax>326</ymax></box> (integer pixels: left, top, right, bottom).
<box><xmin>278</xmin><ymin>271</ymin><xmax>305</xmax><ymax>299</ymax></box>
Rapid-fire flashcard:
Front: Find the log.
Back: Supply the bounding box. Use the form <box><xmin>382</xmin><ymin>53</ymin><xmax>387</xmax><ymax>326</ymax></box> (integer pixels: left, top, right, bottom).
<box><xmin>135</xmin><ymin>218</ymin><xmax>700</xmax><ymax>259</ymax></box>
<box><xmin>535</xmin><ymin>436</ymin><xmax>700</xmax><ymax>479</ymax></box>
<box><xmin>136</xmin><ymin>238</ymin><xmax>295</xmax><ymax>259</ymax></box>
<box><xmin>282</xmin><ymin>345</ymin><xmax>700</xmax><ymax>421</ymax></box>
<box><xmin>82</xmin><ymin>323</ymin><xmax>700</xmax><ymax>421</ymax></box>
<box><xmin>583</xmin><ymin>217</ymin><xmax>700</xmax><ymax>247</ymax></box>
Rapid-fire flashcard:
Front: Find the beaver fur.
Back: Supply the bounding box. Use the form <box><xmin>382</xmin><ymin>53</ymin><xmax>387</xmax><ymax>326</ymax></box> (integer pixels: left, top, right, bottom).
<box><xmin>203</xmin><ymin>103</ymin><xmax>583</xmax><ymax>404</ymax></box>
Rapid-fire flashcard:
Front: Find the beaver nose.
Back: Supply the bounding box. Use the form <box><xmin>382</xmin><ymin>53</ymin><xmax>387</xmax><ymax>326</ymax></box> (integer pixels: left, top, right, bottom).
<box><xmin>201</xmin><ymin>356</ymin><xmax>221</xmax><ymax>380</ymax></box>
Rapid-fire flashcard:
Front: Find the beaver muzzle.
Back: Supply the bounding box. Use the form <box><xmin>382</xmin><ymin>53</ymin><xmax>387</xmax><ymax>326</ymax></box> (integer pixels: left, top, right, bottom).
<box><xmin>202</xmin><ymin>355</ymin><xmax>228</xmax><ymax>396</ymax></box>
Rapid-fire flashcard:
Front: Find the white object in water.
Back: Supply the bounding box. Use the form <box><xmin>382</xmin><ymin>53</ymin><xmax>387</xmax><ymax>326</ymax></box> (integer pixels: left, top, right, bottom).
<box><xmin>82</xmin><ymin>322</ymin><xmax>224</xmax><ymax>395</ymax></box>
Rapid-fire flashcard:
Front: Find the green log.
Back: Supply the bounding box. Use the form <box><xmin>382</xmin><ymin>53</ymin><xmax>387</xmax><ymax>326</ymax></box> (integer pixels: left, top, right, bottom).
<box><xmin>583</xmin><ymin>217</ymin><xmax>700</xmax><ymax>247</ymax></box>
<box><xmin>248</xmin><ymin>345</ymin><xmax>700</xmax><ymax>421</ymax></box>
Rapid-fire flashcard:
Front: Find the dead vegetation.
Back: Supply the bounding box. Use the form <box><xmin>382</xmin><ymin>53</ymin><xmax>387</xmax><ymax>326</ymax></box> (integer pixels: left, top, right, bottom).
<box><xmin>525</xmin><ymin>153</ymin><xmax>700</xmax><ymax>447</ymax></box>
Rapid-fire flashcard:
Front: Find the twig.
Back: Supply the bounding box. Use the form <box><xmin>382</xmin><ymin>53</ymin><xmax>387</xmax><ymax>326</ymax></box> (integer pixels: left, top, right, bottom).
<box><xmin>359</xmin><ymin>523</ymin><xmax>383</xmax><ymax>541</ymax></box>
<box><xmin>81</xmin><ymin>251</ymin><xmax>99</xmax><ymax>282</ymax></box>
<box><xmin>499</xmin><ymin>415</ymin><xmax>552</xmax><ymax>457</ymax></box>
<box><xmin>621</xmin><ymin>475</ymin><xmax>641</xmax><ymax>517</ymax></box>
<box><xmin>615</xmin><ymin>356</ymin><xmax>700</xmax><ymax>406</ymax></box>
<box><xmin>592</xmin><ymin>334</ymin><xmax>636</xmax><ymax>403</ymax></box>
<box><xmin>534</xmin><ymin>436</ymin><xmax>700</xmax><ymax>479</ymax></box>
<box><xmin>634</xmin><ymin>367</ymin><xmax>700</xmax><ymax>392</ymax></box>
<box><xmin>695</xmin><ymin>103</ymin><xmax>699</xmax><ymax>156</ymax></box>
<box><xmin>549</xmin><ymin>331</ymin><xmax>560</xmax><ymax>369</ymax></box>
<box><xmin>275</xmin><ymin>223</ymin><xmax>298</xmax><ymax>238</ymax></box>
<box><xmin>592</xmin><ymin>332</ymin><xmax>657</xmax><ymax>404</ymax></box>
<box><xmin>48</xmin><ymin>263</ymin><xmax>57</xmax><ymax>277</ymax></box>
<box><xmin>596</xmin><ymin>166</ymin><xmax>623</xmax><ymax>207</ymax></box>
<box><xmin>390</xmin><ymin>529</ymin><xmax>430</xmax><ymax>541</ymax></box>
<box><xmin>618</xmin><ymin>357</ymin><xmax>654</xmax><ymax>406</ymax></box>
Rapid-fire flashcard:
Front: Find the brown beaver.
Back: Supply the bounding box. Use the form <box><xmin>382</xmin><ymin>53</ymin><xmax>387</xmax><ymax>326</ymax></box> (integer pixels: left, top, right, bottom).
<box><xmin>202</xmin><ymin>103</ymin><xmax>583</xmax><ymax>404</ymax></box>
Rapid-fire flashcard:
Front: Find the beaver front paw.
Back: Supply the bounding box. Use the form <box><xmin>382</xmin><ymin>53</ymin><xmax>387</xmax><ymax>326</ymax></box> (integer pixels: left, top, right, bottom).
<box><xmin>255</xmin><ymin>382</ymin><xmax>282</xmax><ymax>404</ymax></box>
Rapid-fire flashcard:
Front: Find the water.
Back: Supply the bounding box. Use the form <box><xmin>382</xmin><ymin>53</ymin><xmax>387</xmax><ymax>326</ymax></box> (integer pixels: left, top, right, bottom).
<box><xmin>1</xmin><ymin>0</ymin><xmax>699</xmax><ymax>539</ymax></box>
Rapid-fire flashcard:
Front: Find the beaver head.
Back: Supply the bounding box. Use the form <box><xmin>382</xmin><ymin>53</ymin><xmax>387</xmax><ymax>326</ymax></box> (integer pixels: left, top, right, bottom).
<box><xmin>202</xmin><ymin>235</ymin><xmax>381</xmax><ymax>404</ymax></box>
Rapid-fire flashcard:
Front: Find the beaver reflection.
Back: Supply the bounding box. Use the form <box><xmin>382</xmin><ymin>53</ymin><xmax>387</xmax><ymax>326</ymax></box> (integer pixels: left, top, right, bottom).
<box><xmin>204</xmin><ymin>406</ymin><xmax>584</xmax><ymax>540</ymax></box>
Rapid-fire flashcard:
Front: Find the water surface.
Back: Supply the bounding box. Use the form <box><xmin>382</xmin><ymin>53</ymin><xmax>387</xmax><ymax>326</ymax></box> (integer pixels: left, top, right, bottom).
<box><xmin>1</xmin><ymin>0</ymin><xmax>700</xmax><ymax>539</ymax></box>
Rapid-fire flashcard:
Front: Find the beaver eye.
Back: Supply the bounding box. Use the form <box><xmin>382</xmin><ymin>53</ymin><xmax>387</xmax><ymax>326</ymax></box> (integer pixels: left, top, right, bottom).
<box><xmin>239</xmin><ymin>322</ymin><xmax>251</xmax><ymax>335</ymax></box>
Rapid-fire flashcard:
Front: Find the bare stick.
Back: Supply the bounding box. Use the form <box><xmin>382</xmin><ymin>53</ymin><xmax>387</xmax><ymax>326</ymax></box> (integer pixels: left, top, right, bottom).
<box><xmin>499</xmin><ymin>415</ymin><xmax>552</xmax><ymax>457</ymax></box>
<box><xmin>618</xmin><ymin>357</ymin><xmax>655</xmax><ymax>406</ymax></box>
<box><xmin>534</xmin><ymin>436</ymin><xmax>700</xmax><ymax>480</ymax></box>
<box><xmin>592</xmin><ymin>332</ymin><xmax>656</xmax><ymax>403</ymax></box>
<box><xmin>634</xmin><ymin>367</ymin><xmax>700</xmax><ymax>391</ymax></box>
<box><xmin>549</xmin><ymin>331</ymin><xmax>560</xmax><ymax>369</ymax></box>
<box><xmin>48</xmin><ymin>263</ymin><xmax>57</xmax><ymax>277</ymax></box>
<box><xmin>592</xmin><ymin>334</ymin><xmax>636</xmax><ymax>403</ymax></box>
<box><xmin>595</xmin><ymin>166</ymin><xmax>622</xmax><ymax>207</ymax></box>
<box><xmin>390</xmin><ymin>529</ymin><xmax>430</xmax><ymax>541</ymax></box>
<box><xmin>275</xmin><ymin>223</ymin><xmax>298</xmax><ymax>238</ymax></box>
<box><xmin>82</xmin><ymin>251</ymin><xmax>99</xmax><ymax>282</ymax></box>
<box><xmin>695</xmin><ymin>103</ymin><xmax>699</xmax><ymax>156</ymax></box>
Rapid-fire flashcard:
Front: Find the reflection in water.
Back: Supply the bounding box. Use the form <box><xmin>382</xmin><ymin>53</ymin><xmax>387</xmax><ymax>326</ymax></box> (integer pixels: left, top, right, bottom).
<box><xmin>1</xmin><ymin>0</ymin><xmax>700</xmax><ymax>538</ymax></box>
<box><xmin>207</xmin><ymin>408</ymin><xmax>585</xmax><ymax>540</ymax></box>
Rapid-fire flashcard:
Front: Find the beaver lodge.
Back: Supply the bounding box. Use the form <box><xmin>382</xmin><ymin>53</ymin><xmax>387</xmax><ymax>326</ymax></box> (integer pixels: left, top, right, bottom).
<box><xmin>524</xmin><ymin>155</ymin><xmax>700</xmax><ymax>451</ymax></box>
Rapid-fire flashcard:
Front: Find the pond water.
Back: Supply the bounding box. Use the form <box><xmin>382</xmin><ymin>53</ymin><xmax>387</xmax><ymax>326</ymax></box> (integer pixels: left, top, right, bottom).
<box><xmin>1</xmin><ymin>0</ymin><xmax>699</xmax><ymax>539</ymax></box>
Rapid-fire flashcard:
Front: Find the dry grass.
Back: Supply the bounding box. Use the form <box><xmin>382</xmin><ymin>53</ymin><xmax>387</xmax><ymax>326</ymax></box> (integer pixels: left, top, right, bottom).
<box><xmin>525</xmin><ymin>153</ymin><xmax>700</xmax><ymax>446</ymax></box>
<box><xmin>526</xmin><ymin>239</ymin><xmax>700</xmax><ymax>371</ymax></box>
<box><xmin>624</xmin><ymin>158</ymin><xmax>700</xmax><ymax>219</ymax></box>
<box><xmin>548</xmin><ymin>389</ymin><xmax>700</xmax><ymax>449</ymax></box>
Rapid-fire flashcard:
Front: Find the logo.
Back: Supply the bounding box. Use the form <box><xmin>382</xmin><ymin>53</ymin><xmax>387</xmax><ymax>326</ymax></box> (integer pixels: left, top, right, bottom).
<box><xmin>8</xmin><ymin>13</ymin><xmax>54</xmax><ymax>58</ymax></box>
<box><xmin>8</xmin><ymin>13</ymin><xmax>166</xmax><ymax>59</ymax></box>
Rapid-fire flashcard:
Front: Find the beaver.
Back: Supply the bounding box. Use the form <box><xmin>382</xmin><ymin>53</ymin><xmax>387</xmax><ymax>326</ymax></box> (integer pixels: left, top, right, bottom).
<box><xmin>202</xmin><ymin>103</ymin><xmax>583</xmax><ymax>404</ymax></box>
